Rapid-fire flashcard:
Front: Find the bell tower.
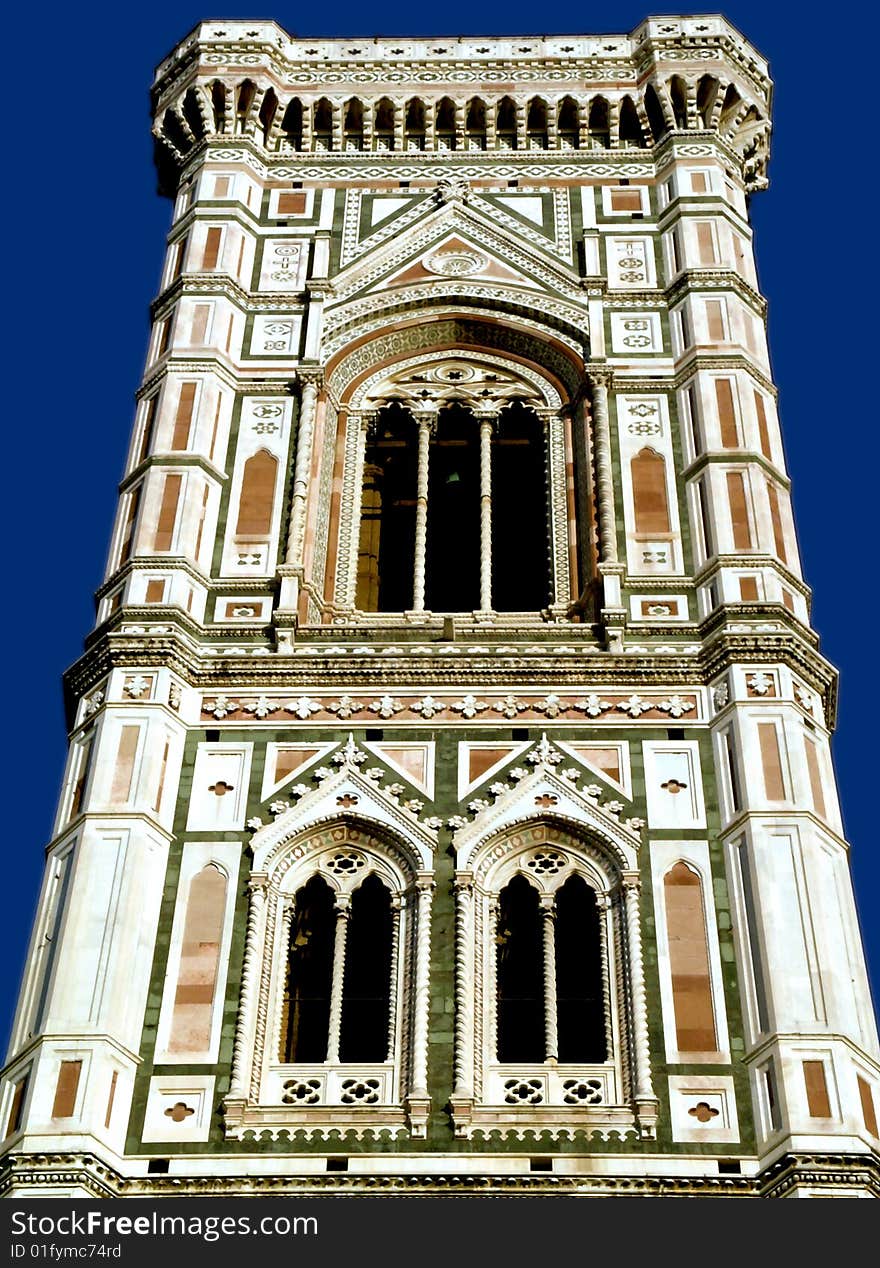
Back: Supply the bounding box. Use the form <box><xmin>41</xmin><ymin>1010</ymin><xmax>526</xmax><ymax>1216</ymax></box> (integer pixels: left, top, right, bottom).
<box><xmin>2</xmin><ymin>16</ymin><xmax>878</xmax><ymax>1198</ymax></box>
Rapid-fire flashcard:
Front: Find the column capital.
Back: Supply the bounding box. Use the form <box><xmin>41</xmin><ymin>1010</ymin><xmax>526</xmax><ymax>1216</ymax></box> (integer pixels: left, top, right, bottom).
<box><xmin>587</xmin><ymin>364</ymin><xmax>614</xmax><ymax>391</ymax></box>
<box><xmin>296</xmin><ymin>367</ymin><xmax>325</xmax><ymax>391</ymax></box>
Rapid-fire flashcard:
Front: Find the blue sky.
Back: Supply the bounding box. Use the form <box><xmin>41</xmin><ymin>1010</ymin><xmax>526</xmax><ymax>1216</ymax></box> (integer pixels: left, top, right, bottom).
<box><xmin>2</xmin><ymin>0</ymin><xmax>876</xmax><ymax>1049</ymax></box>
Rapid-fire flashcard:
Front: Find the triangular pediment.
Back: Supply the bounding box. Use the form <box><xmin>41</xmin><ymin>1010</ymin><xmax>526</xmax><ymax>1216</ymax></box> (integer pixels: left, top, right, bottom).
<box><xmin>330</xmin><ymin>196</ymin><xmax>582</xmax><ymax>309</ymax></box>
<box><xmin>380</xmin><ymin>232</ymin><xmax>542</xmax><ymax>292</ymax></box>
<box><xmin>251</xmin><ymin>737</ymin><xmax>437</xmax><ymax>874</ymax></box>
<box><xmin>451</xmin><ymin>737</ymin><xmax>643</xmax><ymax>873</ymax></box>
<box><xmin>340</xmin><ymin>187</ymin><xmax>568</xmax><ymax>272</ymax></box>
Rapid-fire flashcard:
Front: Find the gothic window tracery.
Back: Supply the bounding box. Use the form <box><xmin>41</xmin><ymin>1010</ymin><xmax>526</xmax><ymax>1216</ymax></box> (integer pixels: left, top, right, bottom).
<box><xmin>348</xmin><ymin>354</ymin><xmax>578</xmax><ymax>617</ymax></box>
<box><xmin>451</xmin><ymin>821</ymin><xmax>655</xmax><ymax>1138</ymax></box>
<box><xmin>225</xmin><ymin>821</ymin><xmax>434</xmax><ymax>1137</ymax></box>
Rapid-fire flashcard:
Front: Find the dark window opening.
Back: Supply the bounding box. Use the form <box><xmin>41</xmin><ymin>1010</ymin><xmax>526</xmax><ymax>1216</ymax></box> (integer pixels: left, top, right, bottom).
<box><xmin>492</xmin><ymin>404</ymin><xmax>548</xmax><ymax>611</ymax></box>
<box><xmin>339</xmin><ymin>875</ymin><xmax>393</xmax><ymax>1062</ymax></box>
<box><xmin>357</xmin><ymin>404</ymin><xmax>417</xmax><ymax>612</ymax></box>
<box><xmin>425</xmin><ymin>405</ymin><xmax>480</xmax><ymax>612</ymax></box>
<box><xmin>283</xmin><ymin>875</ymin><xmax>335</xmax><ymax>1063</ymax></box>
<box><xmin>555</xmin><ymin>875</ymin><xmax>607</xmax><ymax>1062</ymax></box>
<box><xmin>497</xmin><ymin>875</ymin><xmax>544</xmax><ymax>1062</ymax></box>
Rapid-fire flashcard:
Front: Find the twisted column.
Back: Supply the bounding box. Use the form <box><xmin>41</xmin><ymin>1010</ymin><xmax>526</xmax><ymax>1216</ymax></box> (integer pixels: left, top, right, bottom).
<box><xmin>271</xmin><ymin>899</ymin><xmax>295</xmax><ymax>1062</ymax></box>
<box><xmin>476</xmin><ymin>413</ymin><xmax>495</xmax><ymax>612</ymax></box>
<box><xmin>588</xmin><ymin>368</ymin><xmax>617</xmax><ymax>565</ymax></box>
<box><xmin>410</xmin><ymin>880</ymin><xmax>435</xmax><ymax>1097</ymax></box>
<box><xmin>540</xmin><ymin>896</ymin><xmax>559</xmax><ymax>1062</ymax></box>
<box><xmin>411</xmin><ymin>410</ymin><xmax>435</xmax><ymax>611</ymax></box>
<box><xmin>596</xmin><ymin>893</ymin><xmax>614</xmax><ymax>1061</ymax></box>
<box><xmin>488</xmin><ymin>896</ymin><xmax>500</xmax><ymax>1060</ymax></box>
<box><xmin>228</xmin><ymin>879</ymin><xmax>267</xmax><ymax>1098</ymax></box>
<box><xmin>325</xmin><ymin>895</ymin><xmax>351</xmax><ymax>1063</ymax></box>
<box><xmin>249</xmin><ymin>886</ymin><xmax>277</xmax><ymax>1099</ymax></box>
<box><xmin>452</xmin><ymin>876</ymin><xmax>475</xmax><ymax>1095</ymax></box>
<box><xmin>386</xmin><ymin>897</ymin><xmax>402</xmax><ymax>1062</ymax></box>
<box><xmin>285</xmin><ymin>370</ymin><xmax>323</xmax><ymax>569</ymax></box>
<box><xmin>623</xmin><ymin>878</ymin><xmax>656</xmax><ymax>1107</ymax></box>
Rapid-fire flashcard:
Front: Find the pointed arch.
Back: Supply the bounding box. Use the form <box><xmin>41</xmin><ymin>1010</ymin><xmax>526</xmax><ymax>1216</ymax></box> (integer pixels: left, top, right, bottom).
<box><xmin>281</xmin><ymin>97</ymin><xmax>304</xmax><ymax>149</ymax></box>
<box><xmin>643</xmin><ymin>83</ymin><xmax>668</xmax><ymax>142</ymax></box>
<box><xmin>696</xmin><ymin>75</ymin><xmax>719</xmax><ymax>129</ymax></box>
<box><xmin>209</xmin><ymin>80</ymin><xmax>228</xmax><ymax>133</ymax></box>
<box><xmin>663</xmin><ymin>862</ymin><xmax>718</xmax><ymax>1054</ymax></box>
<box><xmin>181</xmin><ymin>87</ymin><xmax>208</xmax><ymax>141</ymax></box>
<box><xmin>588</xmin><ymin>96</ymin><xmax>610</xmax><ymax>148</ymax></box>
<box><xmin>718</xmin><ymin>83</ymin><xmax>742</xmax><ymax>132</ymax></box>
<box><xmin>669</xmin><ymin>76</ymin><xmax>689</xmax><ymax>129</ymax></box>
<box><xmin>526</xmin><ymin>97</ymin><xmax>548</xmax><ymax>148</ymax></box>
<box><xmin>496</xmin><ymin>95</ymin><xmax>517</xmax><ymax>147</ymax></box>
<box><xmin>405</xmin><ymin>97</ymin><xmax>426</xmax><ymax>149</ymax></box>
<box><xmin>619</xmin><ymin>95</ymin><xmax>646</xmax><ymax>147</ymax></box>
<box><xmin>466</xmin><ymin>97</ymin><xmax>487</xmax><ymax>148</ymax></box>
<box><xmin>235</xmin><ymin>79</ymin><xmax>257</xmax><ymax>131</ymax></box>
<box><xmin>436</xmin><ymin>95</ymin><xmax>456</xmax><ymax>148</ymax></box>
<box><xmin>557</xmin><ymin>96</ymin><xmax>579</xmax><ymax>147</ymax></box>
<box><xmin>631</xmin><ymin>447</ymin><xmax>671</xmax><ymax>535</ymax></box>
<box><xmin>259</xmin><ymin>87</ymin><xmax>278</xmax><ymax>146</ymax></box>
<box><xmin>235</xmin><ymin>449</ymin><xmax>278</xmax><ymax>537</ymax></box>
<box><xmin>167</xmin><ymin>864</ymin><xmax>228</xmax><ymax>1055</ymax></box>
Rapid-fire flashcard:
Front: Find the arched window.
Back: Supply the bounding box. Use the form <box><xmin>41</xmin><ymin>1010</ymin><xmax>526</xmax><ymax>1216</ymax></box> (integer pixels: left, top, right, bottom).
<box><xmin>619</xmin><ymin>96</ymin><xmax>645</xmax><ymax>148</ymax></box>
<box><xmin>436</xmin><ymin>97</ymin><xmax>456</xmax><ymax>149</ymax></box>
<box><xmin>226</xmin><ymin>821</ymin><xmax>433</xmax><ymax>1137</ymax></box>
<box><xmin>425</xmin><ymin>405</ymin><xmax>481</xmax><ymax>611</ymax></box>
<box><xmin>282</xmin><ymin>874</ymin><xmax>335</xmax><ymax>1063</ymax></box>
<box><xmin>343</xmin><ymin>98</ymin><xmax>364</xmax><ymax>150</ymax></box>
<box><xmin>356</xmin><ymin>405</ymin><xmax>417</xmax><ymax>612</ymax></box>
<box><xmin>235</xmin><ymin>449</ymin><xmax>277</xmax><ymax>537</ymax></box>
<box><xmin>355</xmin><ymin>397</ymin><xmax>552</xmax><ymax>614</ymax></box>
<box><xmin>643</xmin><ymin>84</ymin><xmax>668</xmax><ymax>141</ymax></box>
<box><xmin>491</xmin><ymin>404</ymin><xmax>548</xmax><ymax>611</ymax></box>
<box><xmin>496</xmin><ymin>96</ymin><xmax>517</xmax><ymax>148</ymax></box>
<box><xmin>259</xmin><ymin>88</ymin><xmax>278</xmax><ymax>146</ymax></box>
<box><xmin>588</xmin><ymin>97</ymin><xmax>610</xmax><ymax>148</ymax></box>
<box><xmin>557</xmin><ymin>97</ymin><xmax>579</xmax><ymax>148</ymax></box>
<box><xmin>526</xmin><ymin>98</ymin><xmax>547</xmax><ymax>148</ymax></box>
<box><xmin>167</xmin><ymin>865</ymin><xmax>227</xmax><ymax>1055</ymax></box>
<box><xmin>282</xmin><ymin>869</ymin><xmax>395</xmax><ymax>1065</ymax></box>
<box><xmin>313</xmin><ymin>98</ymin><xmax>333</xmax><ymax>150</ymax></box>
<box><xmin>339</xmin><ymin>875</ymin><xmax>393</xmax><ymax>1062</ymax></box>
<box><xmin>404</xmin><ymin>99</ymin><xmax>425</xmax><ymax>150</ymax></box>
<box><xmin>497</xmin><ymin>875</ymin><xmax>543</xmax><ymax>1062</ymax></box>
<box><xmin>670</xmin><ymin>76</ymin><xmax>689</xmax><ymax>129</ymax></box>
<box><xmin>374</xmin><ymin>98</ymin><xmax>395</xmax><ymax>150</ymax></box>
<box><xmin>555</xmin><ymin>875</ymin><xmax>607</xmax><ymax>1063</ymax></box>
<box><xmin>663</xmin><ymin>863</ymin><xmax>718</xmax><ymax>1054</ymax></box>
<box><xmin>451</xmin><ymin>823</ymin><xmax>654</xmax><ymax>1137</ymax></box>
<box><xmin>631</xmin><ymin>447</ymin><xmax>671</xmax><ymax>535</ymax></box>
<box><xmin>281</xmin><ymin>98</ymin><xmax>304</xmax><ymax>150</ymax></box>
<box><xmin>466</xmin><ymin>98</ymin><xmax>486</xmax><ymax>149</ymax></box>
<box><xmin>496</xmin><ymin>872</ymin><xmax>607</xmax><ymax>1065</ymax></box>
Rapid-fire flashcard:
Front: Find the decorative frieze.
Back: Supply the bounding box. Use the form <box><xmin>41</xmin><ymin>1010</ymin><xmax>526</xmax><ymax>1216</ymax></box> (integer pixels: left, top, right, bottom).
<box><xmin>201</xmin><ymin>690</ymin><xmax>700</xmax><ymax>723</ymax></box>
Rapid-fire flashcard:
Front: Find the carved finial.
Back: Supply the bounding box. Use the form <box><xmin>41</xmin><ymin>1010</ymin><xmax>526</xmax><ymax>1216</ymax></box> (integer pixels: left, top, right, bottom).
<box><xmin>434</xmin><ymin>175</ymin><xmax>469</xmax><ymax>205</ymax></box>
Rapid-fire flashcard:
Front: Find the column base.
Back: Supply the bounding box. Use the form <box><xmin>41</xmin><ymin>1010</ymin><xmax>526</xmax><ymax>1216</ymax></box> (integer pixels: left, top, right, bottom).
<box><xmin>406</xmin><ymin>1093</ymin><xmax>432</xmax><ymax>1138</ymax></box>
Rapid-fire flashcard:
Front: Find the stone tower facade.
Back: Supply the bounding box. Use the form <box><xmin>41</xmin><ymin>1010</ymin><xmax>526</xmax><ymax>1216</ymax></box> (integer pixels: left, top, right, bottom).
<box><xmin>2</xmin><ymin>16</ymin><xmax>878</xmax><ymax>1199</ymax></box>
